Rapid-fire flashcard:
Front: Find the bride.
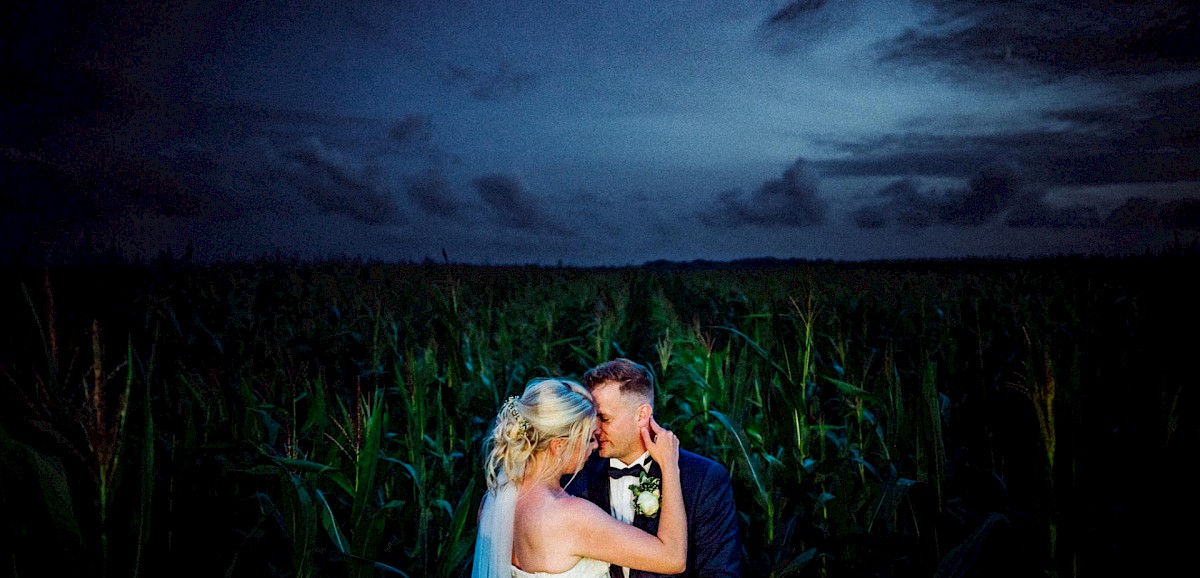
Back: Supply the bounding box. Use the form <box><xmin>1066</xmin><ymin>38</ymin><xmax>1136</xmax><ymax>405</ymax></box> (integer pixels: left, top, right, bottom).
<box><xmin>472</xmin><ymin>378</ymin><xmax>686</xmax><ymax>577</ymax></box>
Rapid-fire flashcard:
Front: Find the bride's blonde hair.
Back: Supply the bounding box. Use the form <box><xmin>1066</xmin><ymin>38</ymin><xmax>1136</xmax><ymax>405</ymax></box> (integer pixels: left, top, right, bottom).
<box><xmin>483</xmin><ymin>378</ymin><xmax>596</xmax><ymax>490</ymax></box>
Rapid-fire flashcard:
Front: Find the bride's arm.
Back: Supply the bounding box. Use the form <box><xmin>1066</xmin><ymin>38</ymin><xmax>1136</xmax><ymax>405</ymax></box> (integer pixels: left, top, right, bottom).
<box><xmin>568</xmin><ymin>418</ymin><xmax>686</xmax><ymax>574</ymax></box>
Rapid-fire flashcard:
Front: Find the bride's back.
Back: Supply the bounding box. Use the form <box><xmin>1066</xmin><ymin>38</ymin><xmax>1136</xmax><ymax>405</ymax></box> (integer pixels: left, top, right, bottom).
<box><xmin>512</xmin><ymin>487</ymin><xmax>592</xmax><ymax>574</ymax></box>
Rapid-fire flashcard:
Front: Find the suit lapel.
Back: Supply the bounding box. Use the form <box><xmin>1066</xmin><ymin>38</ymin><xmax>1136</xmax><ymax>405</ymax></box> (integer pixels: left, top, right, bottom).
<box><xmin>632</xmin><ymin>462</ymin><xmax>662</xmax><ymax>530</ymax></box>
<box><xmin>587</xmin><ymin>454</ymin><xmax>612</xmax><ymax>513</ymax></box>
<box><xmin>628</xmin><ymin>460</ymin><xmax>663</xmax><ymax>578</ymax></box>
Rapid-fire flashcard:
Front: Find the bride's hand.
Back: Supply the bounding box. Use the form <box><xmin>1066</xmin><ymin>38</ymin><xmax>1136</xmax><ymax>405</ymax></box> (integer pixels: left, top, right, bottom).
<box><xmin>641</xmin><ymin>416</ymin><xmax>679</xmax><ymax>469</ymax></box>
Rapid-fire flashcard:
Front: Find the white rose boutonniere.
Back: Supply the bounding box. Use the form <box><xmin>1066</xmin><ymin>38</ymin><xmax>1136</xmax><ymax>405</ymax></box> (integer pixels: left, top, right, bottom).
<box><xmin>629</xmin><ymin>471</ymin><xmax>661</xmax><ymax>518</ymax></box>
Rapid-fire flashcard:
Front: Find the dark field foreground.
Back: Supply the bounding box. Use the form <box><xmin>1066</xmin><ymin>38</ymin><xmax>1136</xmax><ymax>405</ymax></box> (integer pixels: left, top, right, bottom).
<box><xmin>1</xmin><ymin>255</ymin><xmax>1196</xmax><ymax>577</ymax></box>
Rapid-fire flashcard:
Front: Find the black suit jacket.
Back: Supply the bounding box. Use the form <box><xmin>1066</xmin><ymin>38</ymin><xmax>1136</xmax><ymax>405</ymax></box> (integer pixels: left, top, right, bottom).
<box><xmin>564</xmin><ymin>449</ymin><xmax>743</xmax><ymax>578</ymax></box>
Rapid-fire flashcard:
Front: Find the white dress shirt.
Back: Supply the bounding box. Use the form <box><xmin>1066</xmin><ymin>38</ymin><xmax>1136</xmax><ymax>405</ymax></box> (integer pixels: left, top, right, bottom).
<box><xmin>608</xmin><ymin>451</ymin><xmax>651</xmax><ymax>578</ymax></box>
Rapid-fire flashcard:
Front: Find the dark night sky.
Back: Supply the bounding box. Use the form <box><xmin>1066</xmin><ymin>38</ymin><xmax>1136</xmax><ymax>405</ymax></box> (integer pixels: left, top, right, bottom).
<box><xmin>3</xmin><ymin>0</ymin><xmax>1199</xmax><ymax>266</ymax></box>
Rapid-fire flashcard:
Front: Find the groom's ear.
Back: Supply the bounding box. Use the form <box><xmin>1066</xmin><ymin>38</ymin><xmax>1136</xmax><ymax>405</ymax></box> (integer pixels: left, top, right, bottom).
<box><xmin>636</xmin><ymin>403</ymin><xmax>651</xmax><ymax>427</ymax></box>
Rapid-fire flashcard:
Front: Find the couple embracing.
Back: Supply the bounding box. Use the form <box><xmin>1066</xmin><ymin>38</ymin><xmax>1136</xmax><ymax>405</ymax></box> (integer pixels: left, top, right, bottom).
<box><xmin>472</xmin><ymin>358</ymin><xmax>743</xmax><ymax>578</ymax></box>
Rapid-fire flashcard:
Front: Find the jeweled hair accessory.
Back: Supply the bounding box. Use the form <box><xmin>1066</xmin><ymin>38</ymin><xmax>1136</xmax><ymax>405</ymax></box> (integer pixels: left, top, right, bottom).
<box><xmin>503</xmin><ymin>396</ymin><xmax>530</xmax><ymax>435</ymax></box>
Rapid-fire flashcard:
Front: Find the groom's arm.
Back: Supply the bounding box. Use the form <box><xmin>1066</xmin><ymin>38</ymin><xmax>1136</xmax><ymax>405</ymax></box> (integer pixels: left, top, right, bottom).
<box><xmin>690</xmin><ymin>460</ymin><xmax>743</xmax><ymax>578</ymax></box>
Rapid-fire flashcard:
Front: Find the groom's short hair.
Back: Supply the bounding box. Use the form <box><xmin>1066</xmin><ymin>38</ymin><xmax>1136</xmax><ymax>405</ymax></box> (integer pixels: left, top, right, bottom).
<box><xmin>582</xmin><ymin>358</ymin><xmax>655</xmax><ymax>405</ymax></box>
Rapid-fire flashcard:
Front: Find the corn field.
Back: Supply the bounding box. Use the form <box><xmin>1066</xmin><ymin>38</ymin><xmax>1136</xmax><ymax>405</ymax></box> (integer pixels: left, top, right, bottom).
<box><xmin>1</xmin><ymin>255</ymin><xmax>1194</xmax><ymax>577</ymax></box>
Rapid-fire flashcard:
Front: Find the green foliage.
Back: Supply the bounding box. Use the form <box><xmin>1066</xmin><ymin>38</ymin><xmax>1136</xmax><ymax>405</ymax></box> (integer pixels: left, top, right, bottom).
<box><xmin>0</xmin><ymin>256</ymin><xmax>1194</xmax><ymax>577</ymax></box>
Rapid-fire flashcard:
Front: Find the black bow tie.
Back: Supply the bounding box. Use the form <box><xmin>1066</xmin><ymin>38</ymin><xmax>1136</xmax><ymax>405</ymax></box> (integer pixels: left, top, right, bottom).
<box><xmin>608</xmin><ymin>462</ymin><xmax>649</xmax><ymax>479</ymax></box>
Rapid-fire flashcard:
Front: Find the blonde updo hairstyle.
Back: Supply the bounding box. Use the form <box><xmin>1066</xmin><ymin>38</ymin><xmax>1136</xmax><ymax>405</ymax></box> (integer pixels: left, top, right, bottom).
<box><xmin>483</xmin><ymin>378</ymin><xmax>596</xmax><ymax>491</ymax></box>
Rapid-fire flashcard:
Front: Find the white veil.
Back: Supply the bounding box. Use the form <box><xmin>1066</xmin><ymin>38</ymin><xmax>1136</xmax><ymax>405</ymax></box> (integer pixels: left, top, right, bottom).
<box><xmin>471</xmin><ymin>474</ymin><xmax>518</xmax><ymax>578</ymax></box>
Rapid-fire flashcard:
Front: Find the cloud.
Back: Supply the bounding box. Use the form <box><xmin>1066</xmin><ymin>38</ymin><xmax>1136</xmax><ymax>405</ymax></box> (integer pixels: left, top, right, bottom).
<box><xmin>0</xmin><ymin>140</ymin><xmax>233</xmax><ymax>263</ymax></box>
<box><xmin>405</xmin><ymin>168</ymin><xmax>462</xmax><ymax>217</ymax></box>
<box><xmin>817</xmin><ymin>131</ymin><xmax>1091</xmax><ymax>183</ymax></box>
<box><xmin>1</xmin><ymin>149</ymin><xmax>91</xmax><ymax>255</ymax></box>
<box><xmin>386</xmin><ymin>113</ymin><xmax>458</xmax><ymax>167</ymax></box>
<box><xmin>1005</xmin><ymin>203</ymin><xmax>1102</xmax><ymax>229</ymax></box>
<box><xmin>818</xmin><ymin>132</ymin><xmax>989</xmax><ymax>178</ymax></box>
<box><xmin>699</xmin><ymin>158</ymin><xmax>827</xmax><ymax>227</ymax></box>
<box><xmin>1104</xmin><ymin>197</ymin><xmax>1164</xmax><ymax>231</ymax></box>
<box><xmin>390</xmin><ymin>114</ymin><xmax>434</xmax><ymax>148</ymax></box>
<box><xmin>851</xmin><ymin>163</ymin><xmax>1196</xmax><ymax>236</ymax></box>
<box><xmin>878</xmin><ymin>0</ymin><xmax>1200</xmax><ymax>81</ymax></box>
<box><xmin>755</xmin><ymin>0</ymin><xmax>863</xmax><ymax>55</ymax></box>
<box><xmin>866</xmin><ymin>178</ymin><xmax>941</xmax><ymax>228</ymax></box>
<box><xmin>849</xmin><ymin>178</ymin><xmax>939</xmax><ymax>229</ymax></box>
<box><xmin>471</xmin><ymin>173</ymin><xmax>569</xmax><ymax>234</ymax></box>
<box><xmin>1161</xmin><ymin>198</ymin><xmax>1200</xmax><ymax>229</ymax></box>
<box><xmin>6</xmin><ymin>94</ymin><xmax>478</xmax><ymax>263</ymax></box>
<box><xmin>819</xmin><ymin>81</ymin><xmax>1200</xmax><ymax>187</ymax></box>
<box><xmin>279</xmin><ymin>136</ymin><xmax>401</xmax><ymax>225</ymax></box>
<box><xmin>1094</xmin><ymin>83</ymin><xmax>1200</xmax><ymax>151</ymax></box>
<box><xmin>1104</xmin><ymin>196</ymin><xmax>1200</xmax><ymax>231</ymax></box>
<box><xmin>850</xmin><ymin>162</ymin><xmax>1102</xmax><ymax>229</ymax></box>
<box><xmin>442</xmin><ymin>62</ymin><xmax>538</xmax><ymax>101</ymax></box>
<box><xmin>938</xmin><ymin>163</ymin><xmax>1023</xmax><ymax>226</ymax></box>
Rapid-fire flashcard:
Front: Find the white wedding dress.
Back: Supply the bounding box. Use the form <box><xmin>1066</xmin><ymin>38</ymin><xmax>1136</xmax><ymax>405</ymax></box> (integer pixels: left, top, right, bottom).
<box><xmin>511</xmin><ymin>557</ymin><xmax>610</xmax><ymax>578</ymax></box>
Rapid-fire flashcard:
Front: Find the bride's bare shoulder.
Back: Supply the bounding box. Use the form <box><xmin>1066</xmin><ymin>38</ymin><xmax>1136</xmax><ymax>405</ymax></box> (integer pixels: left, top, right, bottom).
<box><xmin>553</xmin><ymin>492</ymin><xmax>609</xmax><ymax>522</ymax></box>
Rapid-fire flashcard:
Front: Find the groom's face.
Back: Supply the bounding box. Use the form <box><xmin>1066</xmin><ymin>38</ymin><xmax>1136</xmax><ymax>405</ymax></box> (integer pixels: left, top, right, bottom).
<box><xmin>591</xmin><ymin>380</ymin><xmax>649</xmax><ymax>464</ymax></box>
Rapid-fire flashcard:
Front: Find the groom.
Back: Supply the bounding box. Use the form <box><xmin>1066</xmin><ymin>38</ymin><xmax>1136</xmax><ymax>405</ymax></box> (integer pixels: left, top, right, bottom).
<box><xmin>566</xmin><ymin>358</ymin><xmax>743</xmax><ymax>578</ymax></box>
